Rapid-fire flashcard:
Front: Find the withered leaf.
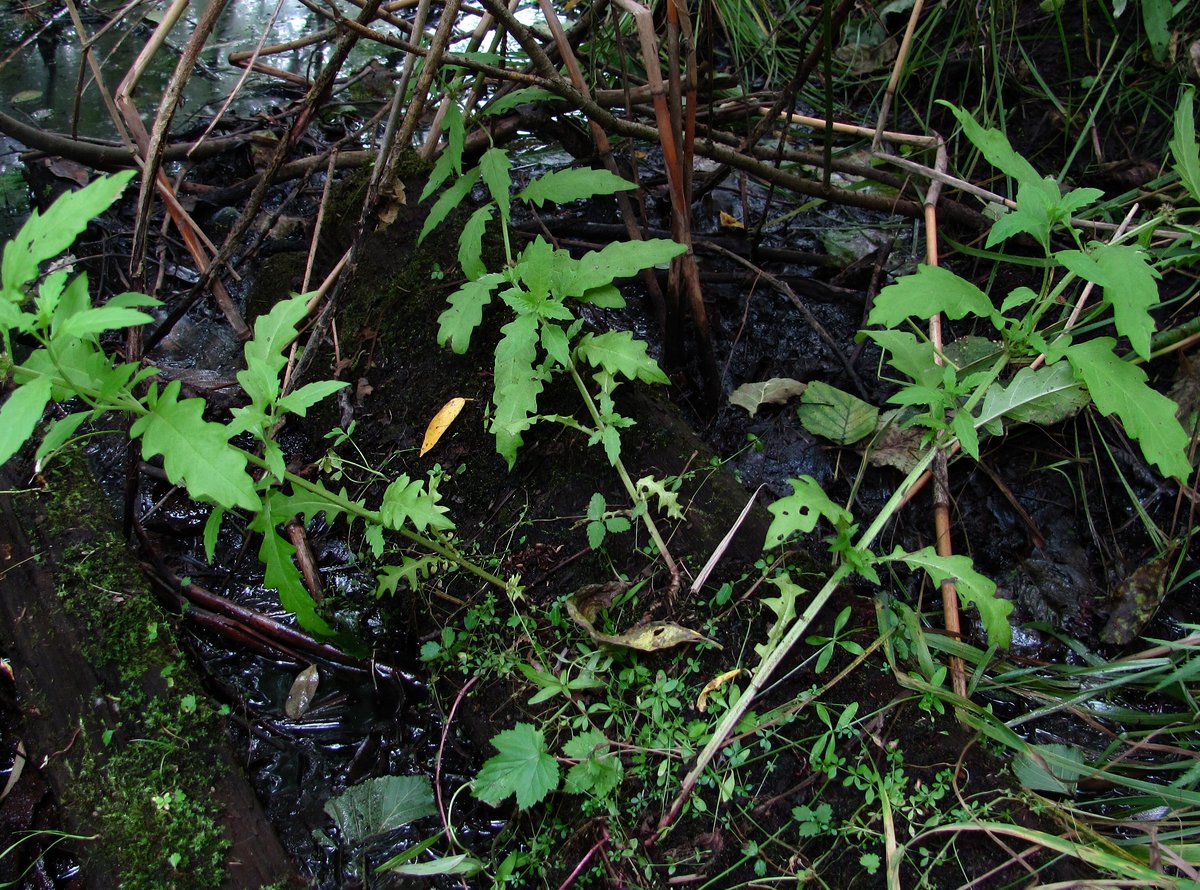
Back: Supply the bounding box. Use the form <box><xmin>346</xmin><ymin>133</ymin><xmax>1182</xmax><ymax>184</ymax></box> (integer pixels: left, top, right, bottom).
<box><xmin>1100</xmin><ymin>553</ymin><xmax>1174</xmax><ymax>646</ymax></box>
<box><xmin>285</xmin><ymin>664</ymin><xmax>320</xmax><ymax>718</ymax></box>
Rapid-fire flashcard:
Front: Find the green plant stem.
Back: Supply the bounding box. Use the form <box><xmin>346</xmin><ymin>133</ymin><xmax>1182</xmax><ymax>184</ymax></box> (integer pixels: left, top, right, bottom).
<box><xmin>13</xmin><ymin>361</ymin><xmax>511</xmax><ymax>592</ymax></box>
<box><xmin>565</xmin><ymin>362</ymin><xmax>679</xmax><ymax>579</ymax></box>
<box><xmin>658</xmin><ymin>444</ymin><xmax>940</xmax><ymax>835</ymax></box>
<box><xmin>265</xmin><ymin>463</ymin><xmax>511</xmax><ymax>590</ymax></box>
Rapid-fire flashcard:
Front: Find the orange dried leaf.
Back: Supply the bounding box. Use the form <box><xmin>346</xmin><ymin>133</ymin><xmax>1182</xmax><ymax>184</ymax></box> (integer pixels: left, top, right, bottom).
<box><xmin>420</xmin><ymin>397</ymin><xmax>467</xmax><ymax>456</ymax></box>
<box><xmin>696</xmin><ymin>669</ymin><xmax>743</xmax><ymax>712</ymax></box>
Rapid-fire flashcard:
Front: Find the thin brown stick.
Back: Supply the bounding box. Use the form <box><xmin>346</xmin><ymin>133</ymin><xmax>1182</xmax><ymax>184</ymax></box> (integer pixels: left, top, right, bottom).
<box><xmin>143</xmin><ymin>0</ymin><xmax>386</xmax><ymax>354</ymax></box>
<box><xmin>873</xmin><ymin>0</ymin><xmax>926</xmax><ymax>148</ymax></box>
<box><xmin>700</xmin><ymin>240</ymin><xmax>870</xmax><ymax>398</ymax></box>
<box><xmin>536</xmin><ymin>0</ymin><xmax>670</xmax><ymax>330</ymax></box>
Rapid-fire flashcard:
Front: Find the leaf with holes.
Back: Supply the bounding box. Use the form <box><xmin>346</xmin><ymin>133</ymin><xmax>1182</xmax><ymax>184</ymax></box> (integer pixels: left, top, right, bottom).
<box><xmin>765</xmin><ymin>476</ymin><xmax>852</xmax><ymax>548</ymax></box>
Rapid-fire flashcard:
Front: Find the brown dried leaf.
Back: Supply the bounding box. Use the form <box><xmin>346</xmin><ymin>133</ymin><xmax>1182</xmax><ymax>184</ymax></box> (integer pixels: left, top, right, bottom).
<box><xmin>566</xmin><ymin>583</ymin><xmax>718</xmax><ymax>652</ymax></box>
<box><xmin>1100</xmin><ymin>553</ymin><xmax>1174</xmax><ymax>646</ymax></box>
<box><xmin>285</xmin><ymin>664</ymin><xmax>320</xmax><ymax>718</ymax></box>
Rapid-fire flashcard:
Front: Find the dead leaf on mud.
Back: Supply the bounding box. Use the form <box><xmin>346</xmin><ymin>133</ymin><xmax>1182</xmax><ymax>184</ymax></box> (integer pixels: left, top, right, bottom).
<box><xmin>376</xmin><ymin>181</ymin><xmax>407</xmax><ymax>229</ymax></box>
<box><xmin>285</xmin><ymin>664</ymin><xmax>320</xmax><ymax>718</ymax></box>
<box><xmin>566</xmin><ymin>583</ymin><xmax>719</xmax><ymax>652</ymax></box>
<box><xmin>420</xmin><ymin>397</ymin><xmax>468</xmax><ymax>456</ymax></box>
<box><xmin>861</xmin><ymin>409</ymin><xmax>924</xmax><ymax>472</ymax></box>
<box><xmin>1100</xmin><ymin>551</ymin><xmax>1175</xmax><ymax>646</ymax></box>
<box><xmin>729</xmin><ymin>378</ymin><xmax>807</xmax><ymax>416</ymax></box>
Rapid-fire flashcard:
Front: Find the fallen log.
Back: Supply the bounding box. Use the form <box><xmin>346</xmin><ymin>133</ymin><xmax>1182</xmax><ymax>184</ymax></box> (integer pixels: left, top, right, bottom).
<box><xmin>0</xmin><ymin>452</ymin><xmax>297</xmax><ymax>889</ymax></box>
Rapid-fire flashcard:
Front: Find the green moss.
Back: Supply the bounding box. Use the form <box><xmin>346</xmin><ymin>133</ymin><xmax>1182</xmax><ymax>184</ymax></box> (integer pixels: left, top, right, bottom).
<box><xmin>39</xmin><ymin>450</ymin><xmax>232</xmax><ymax>887</ymax></box>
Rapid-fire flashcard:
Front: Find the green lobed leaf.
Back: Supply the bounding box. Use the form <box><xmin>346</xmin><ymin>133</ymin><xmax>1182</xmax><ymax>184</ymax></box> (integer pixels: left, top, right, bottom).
<box><xmin>19</xmin><ymin>340</ymin><xmax>111</xmax><ymax>400</ymax></box>
<box><xmin>517</xmin><ymin>167</ymin><xmax>638</xmax><ymax>208</ymax></box>
<box><xmin>861</xmin><ymin>330</ymin><xmax>940</xmax><ymax>387</ymax></box>
<box><xmin>480</xmin><ymin>86</ymin><xmax>566</xmax><ymax>118</ymax></box>
<box><xmin>250</xmin><ymin>517</ymin><xmax>333</xmax><ymax>636</ymax></box>
<box><xmin>422</xmin><ymin>102</ymin><xmax>465</xmax><ymax>202</ymax></box>
<box><xmin>555</xmin><ymin>239</ymin><xmax>687</xmax><ymax>298</ymax></box>
<box><xmin>1142</xmin><ymin>0</ymin><xmax>1172</xmax><ymax>62</ymax></box>
<box><xmin>868</xmin><ymin>265</ymin><xmax>999</xmax><ymax>329</ymax></box>
<box><xmin>765</xmin><ymin>476</ymin><xmax>853</xmax><ymax>548</ymax></box>
<box><xmin>379</xmin><ymin>474</ymin><xmax>453</xmax><ymax>534</ymax></box>
<box><xmin>129</xmin><ymin>380</ymin><xmax>260</xmax><ymax>511</ymax></box>
<box><xmin>271</xmin><ymin>484</ymin><xmax>351</xmax><ymax>527</ymax></box>
<box><xmin>55</xmin><ymin>305</ymin><xmax>153</xmax><ymax>339</ymax></box>
<box><xmin>239</xmin><ymin>293</ymin><xmax>310</xmax><ymax>409</ymax></box>
<box><xmin>1066</xmin><ymin>338</ymin><xmax>1191</xmax><ymax>482</ymax></box>
<box><xmin>893</xmin><ymin>546</ymin><xmax>1011</xmax><ymax>649</ymax></box>
<box><xmin>977</xmin><ymin>361</ymin><xmax>1089</xmax><ymax>434</ymax></box>
<box><xmin>2</xmin><ymin>170</ymin><xmax>134</xmax><ymax>295</ymax></box>
<box><xmin>34</xmin><ymin>409</ymin><xmax>91</xmax><ymax>471</ymax></box>
<box><xmin>577</xmin><ymin>283</ymin><xmax>625</xmax><ymax>308</ymax></box>
<box><xmin>574</xmin><ymin>330</ymin><xmax>668</xmax><ymax>384</ymax></box>
<box><xmin>324</xmin><ymin>775</ymin><xmax>436</xmax><ymax>846</ymax></box>
<box><xmin>491</xmin><ymin>314</ymin><xmax>543</xmax><ymax>467</ymax></box>
<box><xmin>540</xmin><ymin>322</ymin><xmax>570</xmax><ymax>368</ymax></box>
<box><xmin>940</xmin><ymin>102</ymin><xmax>1041</xmax><ymax>187</ymax></box>
<box><xmin>635</xmin><ymin>475</ymin><xmax>683</xmax><ymax>519</ymax></box>
<box><xmin>275</xmin><ymin>380</ymin><xmax>349</xmax><ymax>417</ymax></box>
<box><xmin>385</xmin><ymin>854</ymin><xmax>483</xmax><ymax>878</ymax></box>
<box><xmin>479</xmin><ymin>148</ymin><xmax>512</xmax><ymax>221</ymax></box>
<box><xmin>1093</xmin><ymin>243</ymin><xmax>1160</xmax><ymax>360</ymax></box>
<box><xmin>0</xmin><ymin>375</ymin><xmax>52</xmax><ymax>465</ymax></box>
<box><xmin>202</xmin><ymin>506</ymin><xmax>224</xmax><ymax>563</ymax></box>
<box><xmin>754</xmin><ymin>573</ymin><xmax>803</xmax><ymax>660</ymax></box>
<box><xmin>1169</xmin><ymin>86</ymin><xmax>1200</xmax><ymax>204</ymax></box>
<box><xmin>376</xmin><ymin>554</ymin><xmax>451</xmax><ymax>596</ymax></box>
<box><xmin>418</xmin><ymin>167</ymin><xmax>480</xmax><ymax>245</ymax></box>
<box><xmin>473</xmin><ymin>723</ymin><xmax>560</xmax><ymax>809</ymax></box>
<box><xmin>985</xmin><ymin>178</ymin><xmax>1059</xmax><ymax>250</ymax></box>
<box><xmin>458</xmin><ymin>203</ymin><xmax>493</xmax><ymax>281</ymax></box>
<box><xmin>444</xmin><ymin>100</ymin><xmax>465</xmax><ymax>179</ymax></box>
<box><xmin>437</xmin><ymin>273</ymin><xmax>502</xmax><ymax>354</ymax></box>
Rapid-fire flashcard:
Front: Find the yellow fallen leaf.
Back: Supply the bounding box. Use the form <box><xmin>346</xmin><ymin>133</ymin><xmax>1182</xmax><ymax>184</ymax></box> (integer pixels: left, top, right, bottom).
<box><xmin>696</xmin><ymin>669</ymin><xmax>743</xmax><ymax>712</ymax></box>
<box><xmin>719</xmin><ymin>210</ymin><xmax>744</xmax><ymax>229</ymax></box>
<box><xmin>420</xmin><ymin>397</ymin><xmax>467</xmax><ymax>456</ymax></box>
<box><xmin>566</xmin><ymin>583</ymin><xmax>719</xmax><ymax>652</ymax></box>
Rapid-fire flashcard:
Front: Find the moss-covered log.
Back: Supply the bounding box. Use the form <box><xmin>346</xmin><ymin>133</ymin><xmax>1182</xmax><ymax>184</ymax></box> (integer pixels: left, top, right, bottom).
<box><xmin>0</xmin><ymin>452</ymin><xmax>296</xmax><ymax>889</ymax></box>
